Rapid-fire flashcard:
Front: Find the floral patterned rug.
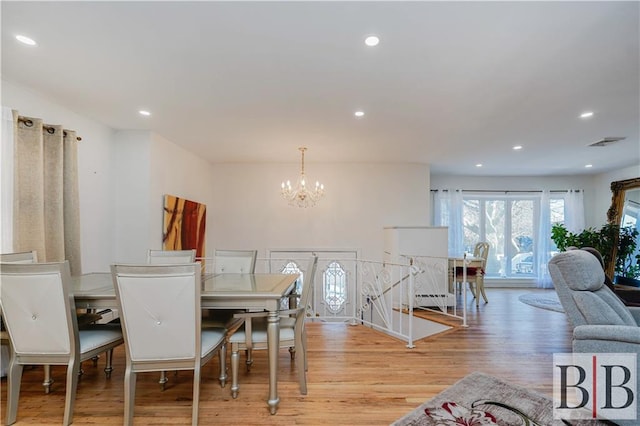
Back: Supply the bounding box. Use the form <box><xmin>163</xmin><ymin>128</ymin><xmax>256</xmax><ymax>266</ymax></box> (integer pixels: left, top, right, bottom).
<box><xmin>390</xmin><ymin>372</ymin><xmax>624</xmax><ymax>426</ymax></box>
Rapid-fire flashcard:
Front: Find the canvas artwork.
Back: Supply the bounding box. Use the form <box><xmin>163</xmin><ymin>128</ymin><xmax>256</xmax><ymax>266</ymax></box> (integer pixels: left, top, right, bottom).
<box><xmin>162</xmin><ymin>194</ymin><xmax>206</xmax><ymax>260</ymax></box>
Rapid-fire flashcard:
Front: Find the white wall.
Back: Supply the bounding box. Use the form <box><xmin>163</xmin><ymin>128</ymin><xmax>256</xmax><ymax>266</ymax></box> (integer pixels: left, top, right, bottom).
<box><xmin>210</xmin><ymin>162</ymin><xmax>430</xmax><ymax>261</ymax></box>
<box><xmin>149</xmin><ymin>132</ymin><xmax>216</xmax><ymax>256</ymax></box>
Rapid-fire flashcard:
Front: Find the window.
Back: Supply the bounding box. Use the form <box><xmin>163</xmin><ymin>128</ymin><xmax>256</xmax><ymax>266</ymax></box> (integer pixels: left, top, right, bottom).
<box><xmin>460</xmin><ymin>194</ymin><xmax>565</xmax><ymax>278</ymax></box>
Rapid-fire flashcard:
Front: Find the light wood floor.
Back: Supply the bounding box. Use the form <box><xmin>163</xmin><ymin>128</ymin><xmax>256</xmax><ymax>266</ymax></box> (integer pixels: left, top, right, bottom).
<box><xmin>0</xmin><ymin>288</ymin><xmax>571</xmax><ymax>425</ymax></box>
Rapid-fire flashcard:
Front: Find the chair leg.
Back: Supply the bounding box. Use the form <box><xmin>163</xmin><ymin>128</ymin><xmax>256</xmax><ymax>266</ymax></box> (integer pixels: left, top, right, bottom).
<box><xmin>478</xmin><ymin>277</ymin><xmax>488</xmax><ymax>303</ymax></box>
<box><xmin>218</xmin><ymin>343</ymin><xmax>227</xmax><ymax>387</ymax></box>
<box><xmin>43</xmin><ymin>364</ymin><xmax>53</xmax><ymax>394</ymax></box>
<box><xmin>295</xmin><ymin>339</ymin><xmax>307</xmax><ymax>395</ymax></box>
<box><xmin>62</xmin><ymin>359</ymin><xmax>80</xmax><ymax>426</ymax></box>
<box><xmin>303</xmin><ymin>329</ymin><xmax>308</xmax><ymax>372</ymax></box>
<box><xmin>6</xmin><ymin>358</ymin><xmax>23</xmax><ymax>425</ymax></box>
<box><xmin>192</xmin><ymin>364</ymin><xmax>201</xmax><ymax>426</ymax></box>
<box><xmin>124</xmin><ymin>366</ymin><xmax>136</xmax><ymax>426</ymax></box>
<box><xmin>245</xmin><ymin>349</ymin><xmax>253</xmax><ymax>372</ymax></box>
<box><xmin>231</xmin><ymin>344</ymin><xmax>240</xmax><ymax>399</ymax></box>
<box><xmin>104</xmin><ymin>349</ymin><xmax>114</xmax><ymax>378</ymax></box>
<box><xmin>159</xmin><ymin>371</ymin><xmax>168</xmax><ymax>390</ymax></box>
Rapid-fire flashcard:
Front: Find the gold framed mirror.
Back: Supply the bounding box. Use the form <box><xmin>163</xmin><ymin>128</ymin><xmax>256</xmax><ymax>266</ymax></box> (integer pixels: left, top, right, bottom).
<box><xmin>606</xmin><ymin>177</ymin><xmax>640</xmax><ymax>279</ymax></box>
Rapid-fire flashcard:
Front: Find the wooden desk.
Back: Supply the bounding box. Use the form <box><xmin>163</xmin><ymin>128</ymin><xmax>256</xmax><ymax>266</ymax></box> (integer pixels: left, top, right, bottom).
<box><xmin>448</xmin><ymin>256</ymin><xmax>487</xmax><ymax>306</ymax></box>
<box><xmin>72</xmin><ymin>272</ymin><xmax>298</xmax><ymax>415</ymax></box>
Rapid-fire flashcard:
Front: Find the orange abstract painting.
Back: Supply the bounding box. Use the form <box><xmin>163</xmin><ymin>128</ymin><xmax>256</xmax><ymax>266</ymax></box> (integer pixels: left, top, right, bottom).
<box><xmin>163</xmin><ymin>195</ymin><xmax>206</xmax><ymax>260</ymax></box>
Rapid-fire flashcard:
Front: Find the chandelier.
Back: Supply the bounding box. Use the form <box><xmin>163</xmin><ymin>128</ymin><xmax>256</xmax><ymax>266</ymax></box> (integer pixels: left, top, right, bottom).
<box><xmin>281</xmin><ymin>147</ymin><xmax>324</xmax><ymax>208</ymax></box>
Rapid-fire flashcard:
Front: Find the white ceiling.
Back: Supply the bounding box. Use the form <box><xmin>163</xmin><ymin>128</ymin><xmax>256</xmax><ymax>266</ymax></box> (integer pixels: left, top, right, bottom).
<box><xmin>2</xmin><ymin>1</ymin><xmax>639</xmax><ymax>176</ymax></box>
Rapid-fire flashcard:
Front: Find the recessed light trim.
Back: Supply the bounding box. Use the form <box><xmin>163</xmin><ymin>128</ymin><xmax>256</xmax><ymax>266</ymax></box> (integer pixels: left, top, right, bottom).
<box><xmin>139</xmin><ymin>110</ymin><xmax>151</xmax><ymax>116</ymax></box>
<box><xmin>354</xmin><ymin>111</ymin><xmax>365</xmax><ymax>118</ymax></box>
<box><xmin>585</xmin><ymin>164</ymin><xmax>593</xmax><ymax>168</ymax></box>
<box><xmin>475</xmin><ymin>163</ymin><xmax>483</xmax><ymax>168</ymax></box>
<box><xmin>16</xmin><ymin>35</ymin><xmax>36</xmax><ymax>46</ymax></box>
<box><xmin>364</xmin><ymin>35</ymin><xmax>380</xmax><ymax>47</ymax></box>
<box><xmin>580</xmin><ymin>111</ymin><xmax>594</xmax><ymax>119</ymax></box>
<box><xmin>512</xmin><ymin>145</ymin><xmax>523</xmax><ymax>150</ymax></box>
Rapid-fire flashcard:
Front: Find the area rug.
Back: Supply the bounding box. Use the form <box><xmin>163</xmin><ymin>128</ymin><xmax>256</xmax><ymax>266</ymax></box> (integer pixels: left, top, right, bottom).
<box><xmin>518</xmin><ymin>292</ymin><xmax>564</xmax><ymax>313</ymax></box>
<box><xmin>391</xmin><ymin>372</ymin><xmax>610</xmax><ymax>426</ymax></box>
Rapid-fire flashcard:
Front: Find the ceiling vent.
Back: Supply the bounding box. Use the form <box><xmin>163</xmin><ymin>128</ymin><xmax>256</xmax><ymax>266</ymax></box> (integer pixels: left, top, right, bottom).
<box><xmin>588</xmin><ymin>137</ymin><xmax>626</xmax><ymax>147</ymax></box>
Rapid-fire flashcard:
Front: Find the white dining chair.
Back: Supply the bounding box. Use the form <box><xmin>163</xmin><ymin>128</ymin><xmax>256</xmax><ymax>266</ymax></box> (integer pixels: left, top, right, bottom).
<box><xmin>0</xmin><ymin>250</ymin><xmax>103</xmax><ymax>393</ymax></box>
<box><xmin>147</xmin><ymin>249</ymin><xmax>196</xmax><ymax>264</ymax></box>
<box><xmin>111</xmin><ymin>263</ymin><xmax>226</xmax><ymax>425</ymax></box>
<box><xmin>227</xmin><ymin>255</ymin><xmax>318</xmax><ymax>398</ymax></box>
<box><xmin>213</xmin><ymin>249</ymin><xmax>257</xmax><ymax>273</ymax></box>
<box><xmin>146</xmin><ymin>249</ymin><xmax>197</xmax><ymax>387</ymax></box>
<box><xmin>0</xmin><ymin>261</ymin><xmax>124</xmax><ymax>425</ymax></box>
<box><xmin>206</xmin><ymin>249</ymin><xmax>259</xmax><ymax>372</ymax></box>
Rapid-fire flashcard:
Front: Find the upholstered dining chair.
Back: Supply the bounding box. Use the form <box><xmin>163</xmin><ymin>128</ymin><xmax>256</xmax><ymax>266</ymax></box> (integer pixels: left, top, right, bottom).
<box><xmin>0</xmin><ymin>250</ymin><xmax>38</xmax><ymax>264</ymax></box>
<box><xmin>146</xmin><ymin>249</ymin><xmax>197</xmax><ymax>387</ymax></box>
<box><xmin>454</xmin><ymin>242</ymin><xmax>490</xmax><ymax>306</ymax></box>
<box><xmin>213</xmin><ymin>249</ymin><xmax>257</xmax><ymax>273</ymax></box>
<box><xmin>111</xmin><ymin>263</ymin><xmax>226</xmax><ymax>425</ymax></box>
<box><xmin>227</xmin><ymin>255</ymin><xmax>318</xmax><ymax>399</ymax></box>
<box><xmin>0</xmin><ymin>250</ymin><xmax>102</xmax><ymax>393</ymax></box>
<box><xmin>203</xmin><ymin>249</ymin><xmax>259</xmax><ymax>372</ymax></box>
<box><xmin>0</xmin><ymin>261</ymin><xmax>124</xmax><ymax>425</ymax></box>
<box><xmin>147</xmin><ymin>249</ymin><xmax>196</xmax><ymax>264</ymax></box>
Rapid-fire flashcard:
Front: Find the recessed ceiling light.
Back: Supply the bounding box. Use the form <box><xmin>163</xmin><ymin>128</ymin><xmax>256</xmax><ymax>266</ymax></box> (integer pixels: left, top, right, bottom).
<box><xmin>580</xmin><ymin>111</ymin><xmax>594</xmax><ymax>119</ymax></box>
<box><xmin>364</xmin><ymin>35</ymin><xmax>380</xmax><ymax>47</ymax></box>
<box><xmin>16</xmin><ymin>35</ymin><xmax>36</xmax><ymax>46</ymax></box>
<box><xmin>585</xmin><ymin>164</ymin><xmax>593</xmax><ymax>168</ymax></box>
<box><xmin>354</xmin><ymin>111</ymin><xmax>365</xmax><ymax>117</ymax></box>
<box><xmin>475</xmin><ymin>163</ymin><xmax>483</xmax><ymax>168</ymax></box>
<box><xmin>139</xmin><ymin>110</ymin><xmax>151</xmax><ymax>116</ymax></box>
<box><xmin>513</xmin><ymin>145</ymin><xmax>523</xmax><ymax>150</ymax></box>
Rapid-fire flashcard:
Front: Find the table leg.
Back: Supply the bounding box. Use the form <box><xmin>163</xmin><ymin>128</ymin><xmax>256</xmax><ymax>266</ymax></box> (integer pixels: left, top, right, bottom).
<box><xmin>267</xmin><ymin>310</ymin><xmax>280</xmax><ymax>415</ymax></box>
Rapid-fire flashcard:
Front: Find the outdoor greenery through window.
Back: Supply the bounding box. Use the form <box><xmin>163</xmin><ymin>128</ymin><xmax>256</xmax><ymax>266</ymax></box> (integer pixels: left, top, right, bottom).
<box><xmin>461</xmin><ymin>194</ymin><xmax>565</xmax><ymax>278</ymax></box>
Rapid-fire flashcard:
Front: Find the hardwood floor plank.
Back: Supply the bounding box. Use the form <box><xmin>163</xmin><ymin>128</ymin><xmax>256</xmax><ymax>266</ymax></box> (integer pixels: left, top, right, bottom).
<box><xmin>0</xmin><ymin>289</ymin><xmax>571</xmax><ymax>425</ymax></box>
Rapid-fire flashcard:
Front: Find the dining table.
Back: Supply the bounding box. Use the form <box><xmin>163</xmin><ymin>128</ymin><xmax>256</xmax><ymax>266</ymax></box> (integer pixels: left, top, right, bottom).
<box><xmin>71</xmin><ymin>271</ymin><xmax>299</xmax><ymax>415</ymax></box>
<box><xmin>447</xmin><ymin>256</ymin><xmax>485</xmax><ymax>303</ymax></box>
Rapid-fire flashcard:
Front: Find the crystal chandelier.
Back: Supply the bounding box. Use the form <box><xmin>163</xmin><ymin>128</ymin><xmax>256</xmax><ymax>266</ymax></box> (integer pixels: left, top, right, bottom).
<box><xmin>281</xmin><ymin>147</ymin><xmax>324</xmax><ymax>208</ymax></box>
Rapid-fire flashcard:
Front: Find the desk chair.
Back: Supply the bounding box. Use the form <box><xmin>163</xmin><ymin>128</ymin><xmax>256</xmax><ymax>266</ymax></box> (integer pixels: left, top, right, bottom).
<box><xmin>1</xmin><ymin>261</ymin><xmax>123</xmax><ymax>425</ymax></box>
<box><xmin>111</xmin><ymin>263</ymin><xmax>226</xmax><ymax>425</ymax></box>
<box><xmin>227</xmin><ymin>255</ymin><xmax>318</xmax><ymax>398</ymax></box>
<box><xmin>453</xmin><ymin>242</ymin><xmax>490</xmax><ymax>306</ymax></box>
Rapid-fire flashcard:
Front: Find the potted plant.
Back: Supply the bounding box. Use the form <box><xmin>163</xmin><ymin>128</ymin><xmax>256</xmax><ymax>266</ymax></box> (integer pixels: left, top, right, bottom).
<box><xmin>550</xmin><ymin>223</ymin><xmax>639</xmax><ymax>285</ymax></box>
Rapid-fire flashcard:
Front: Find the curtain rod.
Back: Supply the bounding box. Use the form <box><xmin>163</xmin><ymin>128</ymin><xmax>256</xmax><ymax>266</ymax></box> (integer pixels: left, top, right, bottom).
<box><xmin>18</xmin><ymin>116</ymin><xmax>82</xmax><ymax>141</ymax></box>
<box><xmin>430</xmin><ymin>189</ymin><xmax>582</xmax><ymax>193</ymax></box>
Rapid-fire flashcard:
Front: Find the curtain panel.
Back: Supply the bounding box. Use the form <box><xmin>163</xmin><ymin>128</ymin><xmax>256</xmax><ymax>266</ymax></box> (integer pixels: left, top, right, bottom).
<box><xmin>11</xmin><ymin>111</ymin><xmax>82</xmax><ymax>275</ymax></box>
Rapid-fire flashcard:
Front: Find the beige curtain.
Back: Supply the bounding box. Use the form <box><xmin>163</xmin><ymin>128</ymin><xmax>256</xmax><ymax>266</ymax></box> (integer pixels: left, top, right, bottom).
<box><xmin>12</xmin><ymin>110</ymin><xmax>82</xmax><ymax>275</ymax></box>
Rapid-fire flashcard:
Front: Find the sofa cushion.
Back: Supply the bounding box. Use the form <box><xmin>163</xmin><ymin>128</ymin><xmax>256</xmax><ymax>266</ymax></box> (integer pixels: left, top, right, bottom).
<box><xmin>573</xmin><ymin>291</ymin><xmax>638</xmax><ymax>326</ymax></box>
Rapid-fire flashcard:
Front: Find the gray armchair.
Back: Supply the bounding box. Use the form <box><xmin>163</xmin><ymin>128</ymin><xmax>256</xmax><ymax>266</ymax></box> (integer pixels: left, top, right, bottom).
<box><xmin>549</xmin><ymin>249</ymin><xmax>640</xmax><ymax>425</ymax></box>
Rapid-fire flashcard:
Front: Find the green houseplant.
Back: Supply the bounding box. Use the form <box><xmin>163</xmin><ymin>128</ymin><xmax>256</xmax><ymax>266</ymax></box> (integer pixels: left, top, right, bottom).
<box><xmin>551</xmin><ymin>223</ymin><xmax>639</xmax><ymax>282</ymax></box>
